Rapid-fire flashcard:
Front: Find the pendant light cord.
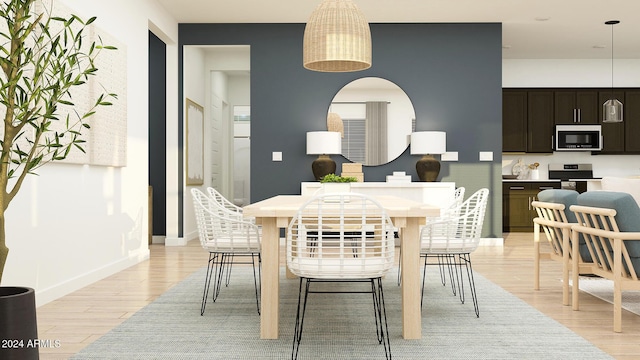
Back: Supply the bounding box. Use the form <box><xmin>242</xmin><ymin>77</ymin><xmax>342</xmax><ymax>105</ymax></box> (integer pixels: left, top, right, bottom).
<box><xmin>605</xmin><ymin>20</ymin><xmax>620</xmax><ymax>101</ymax></box>
<box><xmin>611</xmin><ymin>22</ymin><xmax>614</xmax><ymax>100</ymax></box>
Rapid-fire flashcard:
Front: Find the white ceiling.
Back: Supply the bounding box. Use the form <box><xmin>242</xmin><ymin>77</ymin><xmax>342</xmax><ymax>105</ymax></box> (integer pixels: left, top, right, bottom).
<box><xmin>156</xmin><ymin>0</ymin><xmax>640</xmax><ymax>59</ymax></box>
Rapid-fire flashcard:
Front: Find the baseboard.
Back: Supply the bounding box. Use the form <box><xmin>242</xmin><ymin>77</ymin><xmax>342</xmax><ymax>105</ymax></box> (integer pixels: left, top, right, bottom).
<box><xmin>164</xmin><ymin>230</ymin><xmax>197</xmax><ymax>246</ymax></box>
<box><xmin>152</xmin><ymin>235</ymin><xmax>166</xmax><ymax>244</ymax></box>
<box><xmin>35</xmin><ymin>249</ymin><xmax>150</xmax><ymax>307</ymax></box>
<box><xmin>479</xmin><ymin>237</ymin><xmax>504</xmax><ymax>247</ymax></box>
<box><xmin>164</xmin><ymin>237</ymin><xmax>186</xmax><ymax>246</ymax></box>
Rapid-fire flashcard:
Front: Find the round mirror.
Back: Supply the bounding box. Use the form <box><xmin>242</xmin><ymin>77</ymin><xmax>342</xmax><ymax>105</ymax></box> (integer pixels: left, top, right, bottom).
<box><xmin>327</xmin><ymin>77</ymin><xmax>415</xmax><ymax>166</ymax></box>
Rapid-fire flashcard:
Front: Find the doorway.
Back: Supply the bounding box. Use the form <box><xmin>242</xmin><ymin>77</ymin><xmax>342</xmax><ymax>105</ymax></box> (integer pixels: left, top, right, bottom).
<box><xmin>148</xmin><ymin>30</ymin><xmax>166</xmax><ymax>243</ymax></box>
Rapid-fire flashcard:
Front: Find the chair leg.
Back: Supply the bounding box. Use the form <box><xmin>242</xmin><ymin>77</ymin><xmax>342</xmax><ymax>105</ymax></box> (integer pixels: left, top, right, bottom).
<box><xmin>440</xmin><ymin>255</ymin><xmax>459</xmax><ymax>296</ymax></box>
<box><xmin>212</xmin><ymin>253</ymin><xmax>227</xmax><ymax>302</ymax></box>
<box><xmin>420</xmin><ymin>254</ymin><xmax>427</xmax><ymax>308</ymax></box>
<box><xmin>292</xmin><ymin>278</ymin><xmax>311</xmax><ymax>360</ymax></box>
<box><xmin>443</xmin><ymin>254</ymin><xmax>464</xmax><ymax>304</ymax></box>
<box><xmin>421</xmin><ymin>254</ymin><xmax>459</xmax><ymax>309</ymax></box>
<box><xmin>224</xmin><ymin>253</ymin><xmax>234</xmax><ymax>287</ymax></box>
<box><xmin>372</xmin><ymin>277</ymin><xmax>391</xmax><ymax>360</ymax></box>
<box><xmin>437</xmin><ymin>255</ymin><xmax>447</xmax><ymax>286</ymax></box>
<box><xmin>461</xmin><ymin>253</ymin><xmax>479</xmax><ymax>317</ymax></box>
<box><xmin>252</xmin><ymin>253</ymin><xmax>262</xmax><ymax>315</ymax></box>
<box><xmin>201</xmin><ymin>252</ymin><xmax>217</xmax><ymax>316</ymax></box>
<box><xmin>397</xmin><ymin>245</ymin><xmax>402</xmax><ymax>286</ymax></box>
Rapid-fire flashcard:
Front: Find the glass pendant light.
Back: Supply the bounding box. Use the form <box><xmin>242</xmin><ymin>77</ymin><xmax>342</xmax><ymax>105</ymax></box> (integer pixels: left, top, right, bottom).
<box><xmin>603</xmin><ymin>20</ymin><xmax>623</xmax><ymax>123</ymax></box>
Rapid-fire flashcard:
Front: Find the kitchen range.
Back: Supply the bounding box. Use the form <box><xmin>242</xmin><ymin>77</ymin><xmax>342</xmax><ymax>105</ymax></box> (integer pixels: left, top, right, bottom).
<box><xmin>548</xmin><ymin>163</ymin><xmax>597</xmax><ymax>192</ymax></box>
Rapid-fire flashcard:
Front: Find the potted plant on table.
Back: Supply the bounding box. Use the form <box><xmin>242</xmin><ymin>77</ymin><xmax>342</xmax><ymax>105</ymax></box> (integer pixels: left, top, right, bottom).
<box><xmin>320</xmin><ymin>173</ymin><xmax>358</xmax><ymax>193</ymax></box>
<box><xmin>0</xmin><ymin>1</ymin><xmax>116</xmax><ymax>359</ymax></box>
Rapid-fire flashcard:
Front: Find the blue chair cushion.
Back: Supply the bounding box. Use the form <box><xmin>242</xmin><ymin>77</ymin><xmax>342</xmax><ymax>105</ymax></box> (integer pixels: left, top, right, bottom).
<box><xmin>577</xmin><ymin>191</ymin><xmax>640</xmax><ymax>275</ymax></box>
<box><xmin>537</xmin><ymin>189</ymin><xmax>579</xmax><ymax>223</ymax></box>
<box><xmin>536</xmin><ymin>189</ymin><xmax>592</xmax><ymax>261</ymax></box>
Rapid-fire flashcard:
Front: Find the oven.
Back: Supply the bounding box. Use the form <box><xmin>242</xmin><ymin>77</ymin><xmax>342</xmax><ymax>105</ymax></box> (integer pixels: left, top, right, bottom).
<box><xmin>548</xmin><ymin>163</ymin><xmax>594</xmax><ymax>190</ymax></box>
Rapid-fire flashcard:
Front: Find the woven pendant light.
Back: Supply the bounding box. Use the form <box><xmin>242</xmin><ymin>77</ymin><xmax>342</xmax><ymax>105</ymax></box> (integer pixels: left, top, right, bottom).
<box><xmin>303</xmin><ymin>0</ymin><xmax>372</xmax><ymax>72</ymax></box>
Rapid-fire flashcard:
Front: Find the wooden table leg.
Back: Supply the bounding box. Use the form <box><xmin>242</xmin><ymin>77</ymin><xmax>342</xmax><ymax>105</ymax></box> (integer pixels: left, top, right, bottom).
<box><xmin>260</xmin><ymin>217</ymin><xmax>279</xmax><ymax>339</ymax></box>
<box><xmin>401</xmin><ymin>217</ymin><xmax>421</xmax><ymax>339</ymax></box>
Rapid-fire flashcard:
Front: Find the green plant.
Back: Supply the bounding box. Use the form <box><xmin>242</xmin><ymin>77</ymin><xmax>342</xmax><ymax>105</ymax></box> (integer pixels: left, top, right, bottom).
<box><xmin>0</xmin><ymin>0</ymin><xmax>116</xmax><ymax>283</ymax></box>
<box><xmin>320</xmin><ymin>173</ymin><xmax>358</xmax><ymax>183</ymax></box>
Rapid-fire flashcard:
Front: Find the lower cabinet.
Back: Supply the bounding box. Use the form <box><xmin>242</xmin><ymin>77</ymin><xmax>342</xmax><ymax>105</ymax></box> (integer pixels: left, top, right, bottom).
<box><xmin>502</xmin><ymin>182</ymin><xmax>561</xmax><ymax>232</ymax></box>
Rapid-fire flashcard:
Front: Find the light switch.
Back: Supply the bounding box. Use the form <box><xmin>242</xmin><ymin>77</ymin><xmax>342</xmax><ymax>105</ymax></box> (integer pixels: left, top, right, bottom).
<box><xmin>441</xmin><ymin>152</ymin><xmax>458</xmax><ymax>162</ymax></box>
<box><xmin>272</xmin><ymin>152</ymin><xmax>282</xmax><ymax>161</ymax></box>
<box><xmin>479</xmin><ymin>151</ymin><xmax>493</xmax><ymax>161</ymax></box>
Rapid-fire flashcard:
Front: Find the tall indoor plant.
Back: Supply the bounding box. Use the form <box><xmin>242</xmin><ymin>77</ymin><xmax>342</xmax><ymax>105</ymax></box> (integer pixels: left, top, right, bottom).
<box><xmin>0</xmin><ymin>1</ymin><xmax>115</xmax><ymax>358</ymax></box>
<box><xmin>0</xmin><ymin>0</ymin><xmax>114</xmax><ymax>282</ymax></box>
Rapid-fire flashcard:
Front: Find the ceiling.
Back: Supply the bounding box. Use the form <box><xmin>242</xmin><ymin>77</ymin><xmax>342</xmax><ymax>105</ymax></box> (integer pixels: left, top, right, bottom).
<box><xmin>156</xmin><ymin>0</ymin><xmax>640</xmax><ymax>59</ymax></box>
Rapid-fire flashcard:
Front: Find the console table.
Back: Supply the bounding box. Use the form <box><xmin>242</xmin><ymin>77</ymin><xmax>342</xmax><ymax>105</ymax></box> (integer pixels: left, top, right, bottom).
<box><xmin>301</xmin><ymin>181</ymin><xmax>456</xmax><ymax>209</ymax></box>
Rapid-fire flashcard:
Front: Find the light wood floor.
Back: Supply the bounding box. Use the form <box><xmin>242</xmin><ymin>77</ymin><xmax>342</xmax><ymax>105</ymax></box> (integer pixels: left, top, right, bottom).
<box><xmin>36</xmin><ymin>233</ymin><xmax>640</xmax><ymax>359</ymax></box>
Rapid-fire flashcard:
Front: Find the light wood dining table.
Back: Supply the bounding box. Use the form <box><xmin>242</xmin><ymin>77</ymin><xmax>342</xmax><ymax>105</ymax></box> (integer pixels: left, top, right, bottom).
<box><xmin>243</xmin><ymin>194</ymin><xmax>440</xmax><ymax>340</ymax></box>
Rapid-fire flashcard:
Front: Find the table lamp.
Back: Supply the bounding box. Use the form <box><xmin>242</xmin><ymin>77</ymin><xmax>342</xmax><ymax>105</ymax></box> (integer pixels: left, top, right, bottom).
<box><xmin>307</xmin><ymin>131</ymin><xmax>342</xmax><ymax>181</ymax></box>
<box><xmin>410</xmin><ymin>131</ymin><xmax>446</xmax><ymax>182</ymax></box>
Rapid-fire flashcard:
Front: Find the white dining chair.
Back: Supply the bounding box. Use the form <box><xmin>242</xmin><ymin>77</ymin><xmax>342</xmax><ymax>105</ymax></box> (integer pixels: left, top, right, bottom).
<box><xmin>206</xmin><ymin>186</ymin><xmax>258</xmax><ymax>287</ymax></box>
<box><xmin>287</xmin><ymin>192</ymin><xmax>395</xmax><ymax>360</ymax></box>
<box><xmin>207</xmin><ymin>186</ymin><xmax>251</xmax><ymax>221</ymax></box>
<box><xmin>420</xmin><ymin>188</ymin><xmax>489</xmax><ymax>317</ymax></box>
<box><xmin>398</xmin><ymin>187</ymin><xmax>466</xmax><ymax>287</ymax></box>
<box><xmin>191</xmin><ymin>188</ymin><xmax>261</xmax><ymax>315</ymax></box>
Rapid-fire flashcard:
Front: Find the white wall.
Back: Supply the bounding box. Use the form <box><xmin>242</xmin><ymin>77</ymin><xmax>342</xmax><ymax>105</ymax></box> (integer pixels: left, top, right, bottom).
<box><xmin>179</xmin><ymin>46</ymin><xmax>207</xmax><ymax>245</ymax></box>
<box><xmin>503</xmin><ymin>59</ymin><xmax>640</xmax><ymax>88</ymax></box>
<box><xmin>1</xmin><ymin>0</ymin><xmax>179</xmax><ymax>306</ymax></box>
<box><xmin>502</xmin><ymin>59</ymin><xmax>640</xmax><ymax>178</ymax></box>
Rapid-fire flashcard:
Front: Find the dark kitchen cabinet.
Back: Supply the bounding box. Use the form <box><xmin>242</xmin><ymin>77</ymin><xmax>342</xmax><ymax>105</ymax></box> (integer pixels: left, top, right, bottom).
<box><xmin>503</xmin><ymin>90</ymin><xmax>527</xmax><ymax>152</ymax></box>
<box><xmin>502</xmin><ymin>181</ymin><xmax>560</xmax><ymax>232</ymax></box>
<box><xmin>503</xmin><ymin>87</ymin><xmax>640</xmax><ymax>154</ymax></box>
<box><xmin>554</xmin><ymin>90</ymin><xmax>598</xmax><ymax>124</ymax></box>
<box><xmin>598</xmin><ymin>90</ymin><xmax>625</xmax><ymax>153</ymax></box>
<box><xmin>526</xmin><ymin>91</ymin><xmax>554</xmax><ymax>153</ymax></box>
<box><xmin>502</xmin><ymin>89</ymin><xmax>553</xmax><ymax>153</ymax></box>
<box><xmin>624</xmin><ymin>90</ymin><xmax>640</xmax><ymax>153</ymax></box>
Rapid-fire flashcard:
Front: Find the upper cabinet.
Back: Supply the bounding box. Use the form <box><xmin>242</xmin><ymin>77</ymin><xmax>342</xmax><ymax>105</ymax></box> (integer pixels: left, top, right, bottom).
<box><xmin>554</xmin><ymin>90</ymin><xmax>598</xmax><ymax>124</ymax></box>
<box><xmin>502</xmin><ymin>90</ymin><xmax>527</xmax><ymax>152</ymax></box>
<box><xmin>502</xmin><ymin>89</ymin><xmax>553</xmax><ymax>153</ymax></box>
<box><xmin>503</xmin><ymin>88</ymin><xmax>640</xmax><ymax>155</ymax></box>
<box><xmin>625</xmin><ymin>91</ymin><xmax>640</xmax><ymax>153</ymax></box>
<box><xmin>527</xmin><ymin>91</ymin><xmax>554</xmax><ymax>153</ymax></box>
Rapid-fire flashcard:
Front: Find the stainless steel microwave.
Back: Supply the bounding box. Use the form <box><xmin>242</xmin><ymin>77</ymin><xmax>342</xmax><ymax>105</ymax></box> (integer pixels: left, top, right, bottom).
<box><xmin>554</xmin><ymin>124</ymin><xmax>602</xmax><ymax>151</ymax></box>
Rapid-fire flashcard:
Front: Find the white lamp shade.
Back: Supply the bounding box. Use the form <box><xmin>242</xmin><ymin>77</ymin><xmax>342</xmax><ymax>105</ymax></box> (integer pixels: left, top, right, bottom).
<box><xmin>307</xmin><ymin>131</ymin><xmax>342</xmax><ymax>155</ymax></box>
<box><xmin>410</xmin><ymin>131</ymin><xmax>446</xmax><ymax>155</ymax></box>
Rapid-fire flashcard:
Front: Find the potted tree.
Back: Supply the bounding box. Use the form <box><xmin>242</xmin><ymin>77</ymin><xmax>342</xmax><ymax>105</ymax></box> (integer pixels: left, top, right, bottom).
<box><xmin>0</xmin><ymin>1</ymin><xmax>116</xmax><ymax>359</ymax></box>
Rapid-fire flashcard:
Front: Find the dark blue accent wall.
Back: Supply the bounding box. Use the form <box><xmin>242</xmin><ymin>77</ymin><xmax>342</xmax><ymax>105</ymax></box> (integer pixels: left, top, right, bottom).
<box><xmin>149</xmin><ymin>31</ymin><xmax>167</xmax><ymax>236</ymax></box>
<box><xmin>178</xmin><ymin>23</ymin><xmax>502</xmax><ymax>236</ymax></box>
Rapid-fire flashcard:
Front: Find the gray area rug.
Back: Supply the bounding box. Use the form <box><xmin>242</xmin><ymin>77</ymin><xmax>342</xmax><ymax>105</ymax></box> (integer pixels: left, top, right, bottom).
<box><xmin>576</xmin><ymin>276</ymin><xmax>640</xmax><ymax>316</ymax></box>
<box><xmin>72</xmin><ymin>266</ymin><xmax>613</xmax><ymax>359</ymax></box>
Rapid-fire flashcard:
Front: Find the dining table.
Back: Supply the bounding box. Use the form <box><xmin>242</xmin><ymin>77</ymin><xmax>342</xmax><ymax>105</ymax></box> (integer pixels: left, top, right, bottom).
<box><xmin>242</xmin><ymin>194</ymin><xmax>440</xmax><ymax>340</ymax></box>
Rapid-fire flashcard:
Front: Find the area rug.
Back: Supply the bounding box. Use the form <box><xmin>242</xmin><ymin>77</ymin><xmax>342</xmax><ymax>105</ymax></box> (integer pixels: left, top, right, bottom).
<box><xmin>576</xmin><ymin>276</ymin><xmax>640</xmax><ymax>316</ymax></box>
<box><xmin>71</xmin><ymin>267</ymin><xmax>613</xmax><ymax>359</ymax></box>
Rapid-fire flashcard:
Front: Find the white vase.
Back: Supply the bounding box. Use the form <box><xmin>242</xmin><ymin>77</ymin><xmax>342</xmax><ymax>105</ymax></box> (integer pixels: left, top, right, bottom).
<box><xmin>530</xmin><ymin>169</ymin><xmax>540</xmax><ymax>180</ymax></box>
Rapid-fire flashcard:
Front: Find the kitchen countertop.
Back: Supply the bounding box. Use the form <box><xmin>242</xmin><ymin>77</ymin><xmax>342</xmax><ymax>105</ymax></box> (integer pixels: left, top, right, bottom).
<box><xmin>502</xmin><ymin>178</ymin><xmax>602</xmax><ymax>182</ymax></box>
<box><xmin>502</xmin><ymin>179</ymin><xmax>560</xmax><ymax>182</ymax></box>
